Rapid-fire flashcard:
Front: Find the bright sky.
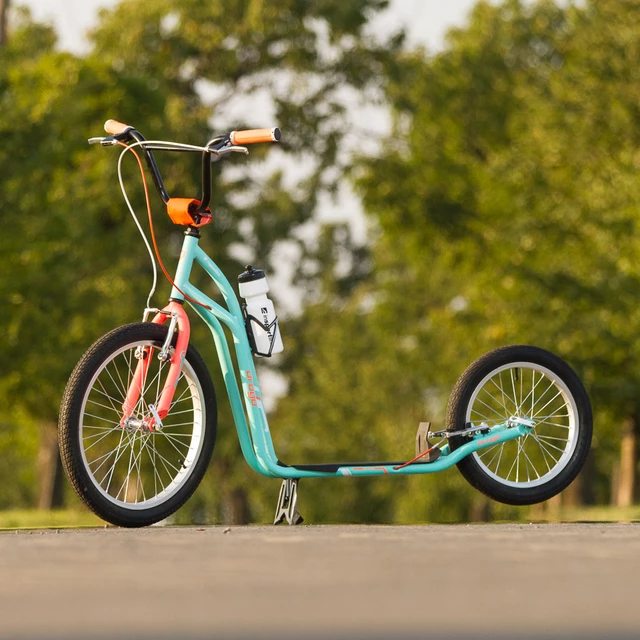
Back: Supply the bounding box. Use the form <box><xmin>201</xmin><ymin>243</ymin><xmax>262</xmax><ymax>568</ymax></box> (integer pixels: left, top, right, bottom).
<box><xmin>19</xmin><ymin>0</ymin><xmax>480</xmax><ymax>52</ymax></box>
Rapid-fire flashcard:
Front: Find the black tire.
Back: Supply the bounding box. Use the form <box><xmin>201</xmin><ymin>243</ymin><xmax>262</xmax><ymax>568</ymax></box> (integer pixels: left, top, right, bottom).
<box><xmin>446</xmin><ymin>345</ymin><xmax>592</xmax><ymax>506</ymax></box>
<box><xmin>59</xmin><ymin>323</ymin><xmax>217</xmax><ymax>527</ymax></box>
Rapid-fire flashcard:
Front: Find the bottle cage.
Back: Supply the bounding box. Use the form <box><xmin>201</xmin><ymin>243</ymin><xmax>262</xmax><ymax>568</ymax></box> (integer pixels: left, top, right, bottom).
<box><xmin>244</xmin><ymin>312</ymin><xmax>280</xmax><ymax>357</ymax></box>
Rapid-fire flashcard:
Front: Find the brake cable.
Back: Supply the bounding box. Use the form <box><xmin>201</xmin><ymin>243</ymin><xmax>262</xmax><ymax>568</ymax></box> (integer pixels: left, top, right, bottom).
<box><xmin>116</xmin><ymin>141</ymin><xmax>212</xmax><ymax>310</ymax></box>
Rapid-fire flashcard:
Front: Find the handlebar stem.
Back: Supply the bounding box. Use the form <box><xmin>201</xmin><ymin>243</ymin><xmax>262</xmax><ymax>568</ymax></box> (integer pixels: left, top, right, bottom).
<box><xmin>112</xmin><ymin>129</ymin><xmax>238</xmax><ymax>216</ymax></box>
<box><xmin>127</xmin><ymin>130</ymin><xmax>171</xmax><ymax>204</ymax></box>
<box><xmin>198</xmin><ymin>149</ymin><xmax>211</xmax><ymax>214</ymax></box>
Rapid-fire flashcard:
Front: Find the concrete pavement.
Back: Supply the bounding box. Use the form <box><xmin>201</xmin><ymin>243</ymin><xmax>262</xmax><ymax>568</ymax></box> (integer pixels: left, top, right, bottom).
<box><xmin>1</xmin><ymin>523</ymin><xmax>639</xmax><ymax>639</ymax></box>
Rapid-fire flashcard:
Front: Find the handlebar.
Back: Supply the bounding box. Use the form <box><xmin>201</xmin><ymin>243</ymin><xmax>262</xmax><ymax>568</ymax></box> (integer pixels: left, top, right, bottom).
<box><xmin>94</xmin><ymin>119</ymin><xmax>280</xmax><ymax>224</ymax></box>
<box><xmin>104</xmin><ymin>119</ymin><xmax>133</xmax><ymax>135</ymax></box>
<box><xmin>230</xmin><ymin>128</ymin><xmax>281</xmax><ymax>145</ymax></box>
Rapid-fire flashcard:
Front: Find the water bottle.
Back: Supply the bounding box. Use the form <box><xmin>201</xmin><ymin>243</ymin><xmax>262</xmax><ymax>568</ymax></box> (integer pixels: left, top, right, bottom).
<box><xmin>238</xmin><ymin>265</ymin><xmax>284</xmax><ymax>356</ymax></box>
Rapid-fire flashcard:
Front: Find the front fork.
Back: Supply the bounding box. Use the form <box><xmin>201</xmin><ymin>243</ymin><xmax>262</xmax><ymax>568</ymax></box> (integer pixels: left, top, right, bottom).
<box><xmin>120</xmin><ymin>301</ymin><xmax>191</xmax><ymax>430</ymax></box>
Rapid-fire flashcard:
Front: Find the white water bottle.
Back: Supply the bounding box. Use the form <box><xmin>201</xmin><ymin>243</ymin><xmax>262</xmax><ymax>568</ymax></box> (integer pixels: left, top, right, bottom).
<box><xmin>238</xmin><ymin>265</ymin><xmax>284</xmax><ymax>356</ymax></box>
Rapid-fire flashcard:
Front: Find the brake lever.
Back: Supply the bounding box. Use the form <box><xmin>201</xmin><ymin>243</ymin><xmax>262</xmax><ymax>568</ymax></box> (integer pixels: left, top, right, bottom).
<box><xmin>209</xmin><ymin>145</ymin><xmax>249</xmax><ymax>157</ymax></box>
<box><xmin>88</xmin><ymin>136</ymin><xmax>118</xmax><ymax>147</ymax></box>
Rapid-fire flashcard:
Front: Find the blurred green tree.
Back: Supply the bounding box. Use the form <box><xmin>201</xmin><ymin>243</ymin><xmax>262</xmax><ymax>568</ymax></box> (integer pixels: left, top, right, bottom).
<box><xmin>0</xmin><ymin>0</ymin><xmax>401</xmax><ymax>519</ymax></box>
<box><xmin>271</xmin><ymin>0</ymin><xmax>640</xmax><ymax>522</ymax></box>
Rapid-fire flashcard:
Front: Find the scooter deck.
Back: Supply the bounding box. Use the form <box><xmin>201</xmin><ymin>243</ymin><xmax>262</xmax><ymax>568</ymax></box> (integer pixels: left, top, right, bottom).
<box><xmin>278</xmin><ymin>461</ymin><xmax>405</xmax><ymax>473</ymax></box>
<box><xmin>270</xmin><ymin>422</ymin><xmax>529</xmax><ymax>478</ymax></box>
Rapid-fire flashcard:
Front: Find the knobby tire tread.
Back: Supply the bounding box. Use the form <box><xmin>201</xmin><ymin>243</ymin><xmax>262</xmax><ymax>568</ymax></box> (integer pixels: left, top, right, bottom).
<box><xmin>58</xmin><ymin>323</ymin><xmax>217</xmax><ymax>527</ymax></box>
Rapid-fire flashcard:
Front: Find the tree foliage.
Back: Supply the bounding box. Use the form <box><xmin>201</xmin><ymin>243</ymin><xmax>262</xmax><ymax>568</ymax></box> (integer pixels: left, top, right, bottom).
<box><xmin>0</xmin><ymin>0</ymin><xmax>399</xmax><ymax>517</ymax></box>
<box><xmin>3</xmin><ymin>0</ymin><xmax>640</xmax><ymax>522</ymax></box>
<box><xmin>272</xmin><ymin>0</ymin><xmax>640</xmax><ymax>521</ymax></box>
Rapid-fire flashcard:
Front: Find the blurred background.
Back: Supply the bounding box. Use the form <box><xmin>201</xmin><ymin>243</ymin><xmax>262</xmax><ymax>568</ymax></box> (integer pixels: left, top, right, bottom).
<box><xmin>1</xmin><ymin>0</ymin><xmax>639</xmax><ymax>527</ymax></box>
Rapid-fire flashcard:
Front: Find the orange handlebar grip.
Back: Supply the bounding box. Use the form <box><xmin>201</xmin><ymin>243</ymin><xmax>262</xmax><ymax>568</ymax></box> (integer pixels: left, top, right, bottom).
<box><xmin>104</xmin><ymin>119</ymin><xmax>133</xmax><ymax>135</ymax></box>
<box><xmin>230</xmin><ymin>127</ymin><xmax>281</xmax><ymax>145</ymax></box>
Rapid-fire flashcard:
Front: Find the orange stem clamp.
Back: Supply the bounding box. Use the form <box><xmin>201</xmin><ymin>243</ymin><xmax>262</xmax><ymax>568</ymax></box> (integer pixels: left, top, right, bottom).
<box><xmin>166</xmin><ymin>198</ymin><xmax>212</xmax><ymax>227</ymax></box>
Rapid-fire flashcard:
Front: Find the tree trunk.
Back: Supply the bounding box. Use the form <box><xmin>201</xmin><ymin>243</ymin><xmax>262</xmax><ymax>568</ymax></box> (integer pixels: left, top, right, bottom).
<box><xmin>580</xmin><ymin>451</ymin><xmax>596</xmax><ymax>505</ymax></box>
<box><xmin>545</xmin><ymin>492</ymin><xmax>562</xmax><ymax>519</ymax></box>
<box><xmin>610</xmin><ymin>461</ymin><xmax>620</xmax><ymax>506</ymax></box>
<box><xmin>559</xmin><ymin>452</ymin><xmax>595</xmax><ymax>507</ymax></box>
<box><xmin>469</xmin><ymin>495</ymin><xmax>489</xmax><ymax>522</ymax></box>
<box><xmin>616</xmin><ymin>415</ymin><xmax>638</xmax><ymax>507</ymax></box>
<box><xmin>560</xmin><ymin>471</ymin><xmax>583</xmax><ymax>507</ymax></box>
<box><xmin>37</xmin><ymin>422</ymin><xmax>65</xmax><ymax>510</ymax></box>
<box><xmin>216</xmin><ymin>457</ymin><xmax>251</xmax><ymax>525</ymax></box>
<box><xmin>229</xmin><ymin>487</ymin><xmax>251</xmax><ymax>524</ymax></box>
<box><xmin>0</xmin><ymin>0</ymin><xmax>9</xmax><ymax>47</ymax></box>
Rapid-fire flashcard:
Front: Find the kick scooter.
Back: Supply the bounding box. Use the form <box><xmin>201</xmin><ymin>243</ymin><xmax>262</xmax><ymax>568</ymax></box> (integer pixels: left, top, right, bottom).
<box><xmin>58</xmin><ymin>119</ymin><xmax>593</xmax><ymax>527</ymax></box>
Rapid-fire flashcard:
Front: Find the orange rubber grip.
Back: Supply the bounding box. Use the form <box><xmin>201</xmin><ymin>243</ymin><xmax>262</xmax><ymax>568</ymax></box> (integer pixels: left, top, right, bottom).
<box><xmin>104</xmin><ymin>119</ymin><xmax>132</xmax><ymax>135</ymax></box>
<box><xmin>230</xmin><ymin>127</ymin><xmax>281</xmax><ymax>145</ymax></box>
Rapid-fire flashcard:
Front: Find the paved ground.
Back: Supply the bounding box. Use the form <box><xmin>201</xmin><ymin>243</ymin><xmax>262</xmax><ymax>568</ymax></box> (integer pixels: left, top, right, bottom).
<box><xmin>1</xmin><ymin>523</ymin><xmax>639</xmax><ymax>639</ymax></box>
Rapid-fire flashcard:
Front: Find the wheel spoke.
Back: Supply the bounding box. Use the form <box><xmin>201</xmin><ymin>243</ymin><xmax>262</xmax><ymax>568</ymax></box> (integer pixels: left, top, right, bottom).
<box><xmin>470</xmin><ymin>408</ymin><xmax>500</xmax><ymax>423</ymax></box>
<box><xmin>155</xmin><ymin>431</ymin><xmax>195</xmax><ymax>437</ymax></box>
<box><xmin>94</xmin><ymin>380</ymin><xmax>122</xmax><ymax>415</ymax></box>
<box><xmin>533</xmin><ymin>436</ymin><xmax>554</xmax><ymax>473</ymax></box>
<box><xmin>510</xmin><ymin>369</ymin><xmax>519</xmax><ymax>416</ymax></box>
<box><xmin>475</xmin><ymin>396</ymin><xmax>507</xmax><ymax>419</ymax></box>
<box><xmin>494</xmin><ymin>442</ymin><xmax>505</xmax><ymax>474</ymax></box>
<box><xmin>531</xmin><ymin>433</ymin><xmax>569</xmax><ymax>442</ymax></box>
<box><xmin>531</xmin><ymin>433</ymin><xmax>561</xmax><ymax>460</ymax></box>
<box><xmin>483</xmin><ymin>443</ymin><xmax>504</xmax><ymax>471</ymax></box>
<box><xmin>519</xmin><ymin>368</ymin><xmax>523</xmax><ymax>413</ymax></box>
<box><xmin>169</xmin><ymin>383</ymin><xmax>192</xmax><ymax>411</ymax></box>
<box><xmin>70</xmin><ymin>335</ymin><xmax>206</xmax><ymax>516</ymax></box>
<box><xmin>83</xmin><ymin>427</ymin><xmax>121</xmax><ymax>452</ymax></box>
<box><xmin>534</xmin><ymin>412</ymin><xmax>570</xmax><ymax>421</ymax></box>
<box><xmin>157</xmin><ymin>421</ymin><xmax>195</xmax><ymax>430</ymax></box>
<box><xmin>86</xmin><ymin>397</ymin><xmax>122</xmax><ymax>416</ymax></box>
<box><xmin>145</xmin><ymin>438</ymin><xmax>165</xmax><ymax>496</ymax></box>
<box><xmin>122</xmin><ymin>433</ymin><xmax>137</xmax><ymax>502</ymax></box>
<box><xmin>478</xmin><ymin>442</ymin><xmax>502</xmax><ymax>459</ymax></box>
<box><xmin>165</xmin><ymin>407</ymin><xmax>200</xmax><ymax>417</ymax></box>
<box><xmin>102</xmin><ymin>428</ymin><xmax>129</xmax><ymax>492</ymax></box>
<box><xmin>111</xmin><ymin>358</ymin><xmax>131</xmax><ymax>400</ymax></box>
<box><xmin>532</xmin><ymin>434</ymin><xmax>568</xmax><ymax>454</ymax></box>
<box><xmin>468</xmin><ymin>360</ymin><xmax>580</xmax><ymax>490</ymax></box>
<box><xmin>496</xmin><ymin>374</ymin><xmax>517</xmax><ymax>415</ymax></box>
<box><xmin>156</xmin><ymin>430</ymin><xmax>190</xmax><ymax>458</ymax></box>
<box><xmin>505</xmin><ymin>449</ymin><xmax>518</xmax><ymax>482</ymax></box>
<box><xmin>485</xmin><ymin>378</ymin><xmax>512</xmax><ymax>414</ymax></box>
<box><xmin>535</xmin><ymin>420</ymin><xmax>571</xmax><ymax>430</ymax></box>
<box><xmin>531</xmin><ymin>389</ymin><xmax>564</xmax><ymax>420</ymax></box>
<box><xmin>88</xmin><ymin>446</ymin><xmax>121</xmax><ymax>476</ymax></box>
<box><xmin>153</xmin><ymin>447</ymin><xmax>183</xmax><ymax>476</ymax></box>
<box><xmin>520</xmin><ymin>441</ymin><xmax>541</xmax><ymax>480</ymax></box>
<box><xmin>84</xmin><ymin>412</ymin><xmax>120</xmax><ymax>426</ymax></box>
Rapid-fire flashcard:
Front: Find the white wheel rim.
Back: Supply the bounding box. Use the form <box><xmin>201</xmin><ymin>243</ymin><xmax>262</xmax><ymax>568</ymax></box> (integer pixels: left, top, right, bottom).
<box><xmin>79</xmin><ymin>340</ymin><xmax>205</xmax><ymax>510</ymax></box>
<box><xmin>467</xmin><ymin>362</ymin><xmax>579</xmax><ymax>488</ymax></box>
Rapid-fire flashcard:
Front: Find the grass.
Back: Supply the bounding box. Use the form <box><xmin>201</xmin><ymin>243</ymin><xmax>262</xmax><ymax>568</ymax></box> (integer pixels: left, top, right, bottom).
<box><xmin>0</xmin><ymin>509</ymin><xmax>105</xmax><ymax>530</ymax></box>
<box><xmin>537</xmin><ymin>504</ymin><xmax>640</xmax><ymax>524</ymax></box>
<box><xmin>1</xmin><ymin>505</ymin><xmax>639</xmax><ymax>531</ymax></box>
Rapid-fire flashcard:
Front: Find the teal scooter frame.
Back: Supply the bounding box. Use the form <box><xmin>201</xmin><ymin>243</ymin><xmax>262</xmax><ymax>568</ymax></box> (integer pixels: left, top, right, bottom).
<box><xmin>172</xmin><ymin>231</ymin><xmax>531</xmax><ymax>482</ymax></box>
<box><xmin>60</xmin><ymin>119</ymin><xmax>591</xmax><ymax>529</ymax></box>
<box><xmin>167</xmin><ymin>228</ymin><xmax>531</xmax><ymax>524</ymax></box>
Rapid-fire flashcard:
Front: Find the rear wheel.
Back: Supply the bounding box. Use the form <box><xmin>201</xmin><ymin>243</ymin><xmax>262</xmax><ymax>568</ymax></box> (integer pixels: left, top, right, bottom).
<box><xmin>447</xmin><ymin>345</ymin><xmax>592</xmax><ymax>505</ymax></box>
<box><xmin>59</xmin><ymin>323</ymin><xmax>217</xmax><ymax>527</ymax></box>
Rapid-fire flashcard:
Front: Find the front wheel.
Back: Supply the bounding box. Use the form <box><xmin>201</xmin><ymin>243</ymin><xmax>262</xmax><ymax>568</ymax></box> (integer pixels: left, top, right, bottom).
<box><xmin>59</xmin><ymin>323</ymin><xmax>217</xmax><ymax>527</ymax></box>
<box><xmin>446</xmin><ymin>345</ymin><xmax>592</xmax><ymax>506</ymax></box>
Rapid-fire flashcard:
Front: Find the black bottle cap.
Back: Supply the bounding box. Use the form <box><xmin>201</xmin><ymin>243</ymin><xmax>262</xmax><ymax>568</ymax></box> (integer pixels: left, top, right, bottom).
<box><xmin>238</xmin><ymin>265</ymin><xmax>266</xmax><ymax>283</ymax></box>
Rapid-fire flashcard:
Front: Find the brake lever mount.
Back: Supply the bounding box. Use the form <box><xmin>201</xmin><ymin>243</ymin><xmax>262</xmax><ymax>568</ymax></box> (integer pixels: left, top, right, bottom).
<box><xmin>88</xmin><ymin>136</ymin><xmax>118</xmax><ymax>147</ymax></box>
<box><xmin>207</xmin><ymin>145</ymin><xmax>249</xmax><ymax>157</ymax></box>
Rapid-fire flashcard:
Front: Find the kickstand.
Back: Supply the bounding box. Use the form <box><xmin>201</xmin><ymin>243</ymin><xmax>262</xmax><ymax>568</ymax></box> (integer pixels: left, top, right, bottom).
<box><xmin>273</xmin><ymin>478</ymin><xmax>303</xmax><ymax>525</ymax></box>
